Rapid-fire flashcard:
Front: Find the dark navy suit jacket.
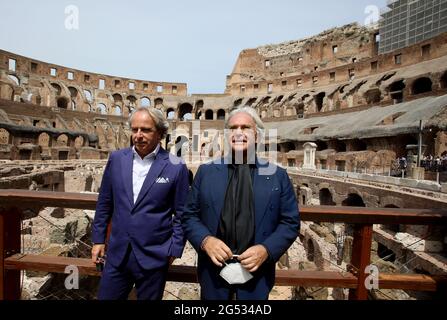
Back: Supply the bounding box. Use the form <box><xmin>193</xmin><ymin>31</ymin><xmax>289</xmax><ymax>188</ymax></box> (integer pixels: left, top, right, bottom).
<box><xmin>182</xmin><ymin>158</ymin><xmax>300</xmax><ymax>298</ymax></box>
<box><xmin>92</xmin><ymin>147</ymin><xmax>189</xmax><ymax>270</ymax></box>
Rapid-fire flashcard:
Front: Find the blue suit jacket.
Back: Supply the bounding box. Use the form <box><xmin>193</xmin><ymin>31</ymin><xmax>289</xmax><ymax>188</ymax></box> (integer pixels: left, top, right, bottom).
<box><xmin>182</xmin><ymin>158</ymin><xmax>300</xmax><ymax>297</ymax></box>
<box><xmin>92</xmin><ymin>147</ymin><xmax>189</xmax><ymax>270</ymax></box>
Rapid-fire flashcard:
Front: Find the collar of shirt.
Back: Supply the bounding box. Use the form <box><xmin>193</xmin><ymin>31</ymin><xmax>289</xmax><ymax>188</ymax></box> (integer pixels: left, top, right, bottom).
<box><xmin>131</xmin><ymin>144</ymin><xmax>160</xmax><ymax>204</ymax></box>
<box><xmin>132</xmin><ymin>144</ymin><xmax>160</xmax><ymax>161</ymax></box>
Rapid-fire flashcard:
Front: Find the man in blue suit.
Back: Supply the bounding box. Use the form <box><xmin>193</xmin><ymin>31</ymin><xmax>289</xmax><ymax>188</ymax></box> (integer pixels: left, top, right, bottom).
<box><xmin>182</xmin><ymin>106</ymin><xmax>300</xmax><ymax>300</ymax></box>
<box><xmin>91</xmin><ymin>107</ymin><xmax>189</xmax><ymax>300</ymax></box>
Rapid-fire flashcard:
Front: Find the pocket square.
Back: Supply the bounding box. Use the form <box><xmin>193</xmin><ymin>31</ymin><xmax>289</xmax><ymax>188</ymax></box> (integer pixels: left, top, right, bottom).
<box><xmin>156</xmin><ymin>177</ymin><xmax>170</xmax><ymax>183</ymax></box>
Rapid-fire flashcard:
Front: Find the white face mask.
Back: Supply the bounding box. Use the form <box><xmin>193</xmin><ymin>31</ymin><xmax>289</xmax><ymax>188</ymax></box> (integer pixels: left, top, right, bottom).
<box><xmin>219</xmin><ymin>261</ymin><xmax>253</xmax><ymax>285</ymax></box>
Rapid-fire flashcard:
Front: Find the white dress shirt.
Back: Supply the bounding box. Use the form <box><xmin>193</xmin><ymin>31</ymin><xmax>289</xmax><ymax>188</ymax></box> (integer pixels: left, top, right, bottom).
<box><xmin>132</xmin><ymin>144</ymin><xmax>160</xmax><ymax>204</ymax></box>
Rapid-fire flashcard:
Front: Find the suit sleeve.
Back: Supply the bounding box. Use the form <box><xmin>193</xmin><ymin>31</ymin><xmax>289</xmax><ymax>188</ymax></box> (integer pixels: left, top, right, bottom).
<box><xmin>261</xmin><ymin>168</ymin><xmax>300</xmax><ymax>262</ymax></box>
<box><xmin>169</xmin><ymin>163</ymin><xmax>190</xmax><ymax>258</ymax></box>
<box><xmin>91</xmin><ymin>153</ymin><xmax>114</xmax><ymax>244</ymax></box>
<box><xmin>181</xmin><ymin>165</ymin><xmax>213</xmax><ymax>252</ymax></box>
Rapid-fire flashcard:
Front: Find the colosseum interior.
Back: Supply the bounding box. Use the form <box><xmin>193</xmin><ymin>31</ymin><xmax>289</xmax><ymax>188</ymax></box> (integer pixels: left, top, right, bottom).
<box><xmin>1</xmin><ymin>6</ymin><xmax>447</xmax><ymax>301</ymax></box>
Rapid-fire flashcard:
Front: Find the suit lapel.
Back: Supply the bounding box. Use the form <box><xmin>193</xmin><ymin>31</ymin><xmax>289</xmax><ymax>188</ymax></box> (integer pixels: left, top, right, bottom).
<box><xmin>210</xmin><ymin>162</ymin><xmax>228</xmax><ymax>219</ymax></box>
<box><xmin>253</xmin><ymin>163</ymin><xmax>273</xmax><ymax>228</ymax></box>
<box><xmin>133</xmin><ymin>147</ymin><xmax>168</xmax><ymax>210</ymax></box>
<box><xmin>121</xmin><ymin>148</ymin><xmax>134</xmax><ymax>206</ymax></box>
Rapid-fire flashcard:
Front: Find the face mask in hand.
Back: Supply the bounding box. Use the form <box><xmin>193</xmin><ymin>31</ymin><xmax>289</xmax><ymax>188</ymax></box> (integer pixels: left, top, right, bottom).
<box><xmin>219</xmin><ymin>260</ymin><xmax>253</xmax><ymax>285</ymax></box>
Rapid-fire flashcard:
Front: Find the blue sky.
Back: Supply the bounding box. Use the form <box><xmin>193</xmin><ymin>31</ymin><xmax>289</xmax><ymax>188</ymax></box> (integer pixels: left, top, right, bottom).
<box><xmin>0</xmin><ymin>0</ymin><xmax>387</xmax><ymax>94</ymax></box>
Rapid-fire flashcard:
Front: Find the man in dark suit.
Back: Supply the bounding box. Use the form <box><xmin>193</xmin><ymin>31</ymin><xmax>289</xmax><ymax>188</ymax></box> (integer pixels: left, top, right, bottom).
<box><xmin>91</xmin><ymin>107</ymin><xmax>189</xmax><ymax>300</ymax></box>
<box><xmin>182</xmin><ymin>106</ymin><xmax>300</xmax><ymax>300</ymax></box>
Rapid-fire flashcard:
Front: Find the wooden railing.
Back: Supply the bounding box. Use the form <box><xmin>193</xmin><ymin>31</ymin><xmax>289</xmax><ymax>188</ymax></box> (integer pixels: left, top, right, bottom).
<box><xmin>1</xmin><ymin>189</ymin><xmax>447</xmax><ymax>300</ymax></box>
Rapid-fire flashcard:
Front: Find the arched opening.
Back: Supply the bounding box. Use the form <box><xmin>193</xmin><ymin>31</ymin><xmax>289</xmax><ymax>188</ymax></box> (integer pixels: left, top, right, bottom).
<box><xmin>57</xmin><ymin>97</ymin><xmax>68</xmax><ymax>109</ymax></box>
<box><xmin>217</xmin><ymin>109</ymin><xmax>225</xmax><ymax>120</ymax></box>
<box><xmin>307</xmin><ymin>239</ymin><xmax>315</xmax><ymax>262</ymax></box>
<box><xmin>388</xmin><ymin>80</ymin><xmax>405</xmax><ymax>103</ymax></box>
<box><xmin>261</xmin><ymin>97</ymin><xmax>270</xmax><ymax>105</ymax></box>
<box><xmin>141</xmin><ymin>97</ymin><xmax>151</xmax><ymax>107</ymax></box>
<box><xmin>97</xmin><ymin>103</ymin><xmax>107</xmax><ymax>114</ymax></box>
<box><xmin>33</xmin><ymin>95</ymin><xmax>42</xmax><ymax>105</ymax></box>
<box><xmin>68</xmin><ymin>86</ymin><xmax>78</xmax><ymax>98</ymax></box>
<box><xmin>246</xmin><ymin>97</ymin><xmax>257</xmax><ymax>106</ymax></box>
<box><xmin>314</xmin><ymin>92</ymin><xmax>326</xmax><ymax>112</ymax></box>
<box><xmin>234</xmin><ymin>98</ymin><xmax>243</xmax><ymax>107</ymax></box>
<box><xmin>195</xmin><ymin>100</ymin><xmax>204</xmax><ymax>119</ymax></box>
<box><xmin>205</xmin><ymin>109</ymin><xmax>213</xmax><ymax>120</ymax></box>
<box><xmin>411</xmin><ymin>77</ymin><xmax>432</xmax><ymax>95</ymax></box>
<box><xmin>113</xmin><ymin>93</ymin><xmax>123</xmax><ymax>103</ymax></box>
<box><xmin>350</xmin><ymin>139</ymin><xmax>367</xmax><ymax>151</ymax></box>
<box><xmin>179</xmin><ymin>103</ymin><xmax>193</xmax><ymax>120</ymax></box>
<box><xmin>7</xmin><ymin>75</ymin><xmax>20</xmax><ymax>86</ymax></box>
<box><xmin>83</xmin><ymin>90</ymin><xmax>93</xmax><ymax>102</ymax></box>
<box><xmin>342</xmin><ymin>193</ymin><xmax>365</xmax><ymax>207</ymax></box>
<box><xmin>0</xmin><ymin>128</ymin><xmax>10</xmax><ymax>145</ymax></box>
<box><xmin>51</xmin><ymin>83</ymin><xmax>62</xmax><ymax>95</ymax></box>
<box><xmin>154</xmin><ymin>98</ymin><xmax>163</xmax><ymax>107</ymax></box>
<box><xmin>175</xmin><ymin>135</ymin><xmax>189</xmax><ymax>158</ymax></box>
<box><xmin>127</xmin><ymin>95</ymin><xmax>137</xmax><ymax>108</ymax></box>
<box><xmin>276</xmin><ymin>95</ymin><xmax>284</xmax><ymax>103</ymax></box>
<box><xmin>56</xmin><ymin>134</ymin><xmax>69</xmax><ymax>147</ymax></box>
<box><xmin>364</xmin><ymin>88</ymin><xmax>381</xmax><ymax>105</ymax></box>
<box><xmin>166</xmin><ymin>108</ymin><xmax>175</xmax><ymax>120</ymax></box>
<box><xmin>441</xmin><ymin>72</ymin><xmax>447</xmax><ymax>89</ymax></box>
<box><xmin>74</xmin><ymin>136</ymin><xmax>84</xmax><ymax>149</ymax></box>
<box><xmin>114</xmin><ymin>105</ymin><xmax>122</xmax><ymax>116</ymax></box>
<box><xmin>37</xmin><ymin>132</ymin><xmax>50</xmax><ymax>147</ymax></box>
<box><xmin>319</xmin><ymin>188</ymin><xmax>336</xmax><ymax>206</ymax></box>
<box><xmin>295</xmin><ymin>103</ymin><xmax>304</xmax><ymax>118</ymax></box>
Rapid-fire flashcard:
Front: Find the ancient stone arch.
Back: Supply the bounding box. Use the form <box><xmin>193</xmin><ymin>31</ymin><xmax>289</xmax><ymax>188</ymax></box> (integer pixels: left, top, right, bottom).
<box><xmin>97</xmin><ymin>103</ymin><xmax>107</xmax><ymax>115</ymax></box>
<box><xmin>0</xmin><ymin>128</ymin><xmax>10</xmax><ymax>144</ymax></box>
<box><xmin>38</xmin><ymin>132</ymin><xmax>51</xmax><ymax>147</ymax></box>
<box><xmin>166</xmin><ymin>108</ymin><xmax>175</xmax><ymax>119</ymax></box>
<box><xmin>178</xmin><ymin>103</ymin><xmax>193</xmax><ymax>120</ymax></box>
<box><xmin>74</xmin><ymin>136</ymin><xmax>84</xmax><ymax>149</ymax></box>
<box><xmin>216</xmin><ymin>109</ymin><xmax>225</xmax><ymax>120</ymax></box>
<box><xmin>319</xmin><ymin>187</ymin><xmax>336</xmax><ymax>206</ymax></box>
<box><xmin>56</xmin><ymin>134</ymin><xmax>69</xmax><ymax>147</ymax></box>
<box><xmin>411</xmin><ymin>77</ymin><xmax>433</xmax><ymax>95</ymax></box>
<box><xmin>140</xmin><ymin>97</ymin><xmax>151</xmax><ymax>107</ymax></box>
<box><xmin>342</xmin><ymin>192</ymin><xmax>365</xmax><ymax>207</ymax></box>
<box><xmin>205</xmin><ymin>109</ymin><xmax>213</xmax><ymax>120</ymax></box>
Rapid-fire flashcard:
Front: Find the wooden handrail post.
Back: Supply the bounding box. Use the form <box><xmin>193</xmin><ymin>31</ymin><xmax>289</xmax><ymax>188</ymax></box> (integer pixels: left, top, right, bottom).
<box><xmin>0</xmin><ymin>207</ymin><xmax>21</xmax><ymax>300</ymax></box>
<box><xmin>348</xmin><ymin>223</ymin><xmax>373</xmax><ymax>300</ymax></box>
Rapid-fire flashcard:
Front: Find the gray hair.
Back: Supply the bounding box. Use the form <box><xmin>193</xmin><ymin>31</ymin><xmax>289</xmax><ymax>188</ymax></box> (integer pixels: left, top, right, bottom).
<box><xmin>128</xmin><ymin>107</ymin><xmax>169</xmax><ymax>139</ymax></box>
<box><xmin>225</xmin><ymin>106</ymin><xmax>265</xmax><ymax>135</ymax></box>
